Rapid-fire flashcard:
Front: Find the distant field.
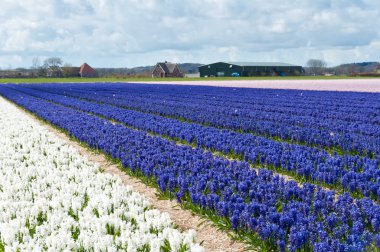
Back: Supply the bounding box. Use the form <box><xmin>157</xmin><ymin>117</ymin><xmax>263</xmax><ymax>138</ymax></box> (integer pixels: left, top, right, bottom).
<box><xmin>1</xmin><ymin>76</ymin><xmax>379</xmax><ymax>93</ymax></box>
<box><xmin>0</xmin><ymin>75</ymin><xmax>378</xmax><ymax>84</ymax></box>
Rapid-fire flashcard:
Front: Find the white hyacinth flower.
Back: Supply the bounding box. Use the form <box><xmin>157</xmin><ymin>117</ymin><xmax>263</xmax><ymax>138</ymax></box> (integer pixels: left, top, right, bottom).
<box><xmin>0</xmin><ymin>98</ymin><xmax>203</xmax><ymax>251</ymax></box>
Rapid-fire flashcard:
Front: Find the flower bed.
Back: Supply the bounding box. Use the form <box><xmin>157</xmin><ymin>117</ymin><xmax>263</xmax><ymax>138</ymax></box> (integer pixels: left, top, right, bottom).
<box><xmin>23</xmin><ymin>83</ymin><xmax>380</xmax><ymax>156</ymax></box>
<box><xmin>0</xmin><ymin>97</ymin><xmax>202</xmax><ymax>251</ymax></box>
<box><xmin>1</xmin><ymin>85</ymin><xmax>379</xmax><ymax>251</ymax></box>
<box><xmin>8</xmin><ymin>85</ymin><xmax>380</xmax><ymax>201</ymax></box>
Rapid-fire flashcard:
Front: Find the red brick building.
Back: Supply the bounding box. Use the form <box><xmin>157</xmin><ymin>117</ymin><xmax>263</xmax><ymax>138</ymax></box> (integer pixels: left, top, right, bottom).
<box><xmin>152</xmin><ymin>62</ymin><xmax>182</xmax><ymax>78</ymax></box>
<box><xmin>79</xmin><ymin>63</ymin><xmax>98</xmax><ymax>77</ymax></box>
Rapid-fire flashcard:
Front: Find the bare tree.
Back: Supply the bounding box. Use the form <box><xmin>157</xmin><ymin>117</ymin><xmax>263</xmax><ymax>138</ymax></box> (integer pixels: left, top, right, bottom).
<box><xmin>306</xmin><ymin>59</ymin><xmax>327</xmax><ymax>75</ymax></box>
<box><xmin>43</xmin><ymin>57</ymin><xmax>63</xmax><ymax>77</ymax></box>
<box><xmin>31</xmin><ymin>57</ymin><xmax>40</xmax><ymax>69</ymax></box>
<box><xmin>30</xmin><ymin>57</ymin><xmax>42</xmax><ymax>77</ymax></box>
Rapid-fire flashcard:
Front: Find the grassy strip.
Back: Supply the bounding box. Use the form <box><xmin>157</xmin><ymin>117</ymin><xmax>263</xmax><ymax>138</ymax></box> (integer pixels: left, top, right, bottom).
<box><xmin>0</xmin><ymin>75</ymin><xmax>379</xmax><ymax>84</ymax></box>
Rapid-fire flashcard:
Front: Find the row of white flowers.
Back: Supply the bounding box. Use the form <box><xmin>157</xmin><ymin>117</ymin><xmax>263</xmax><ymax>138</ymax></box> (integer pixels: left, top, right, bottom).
<box><xmin>0</xmin><ymin>98</ymin><xmax>203</xmax><ymax>252</ymax></box>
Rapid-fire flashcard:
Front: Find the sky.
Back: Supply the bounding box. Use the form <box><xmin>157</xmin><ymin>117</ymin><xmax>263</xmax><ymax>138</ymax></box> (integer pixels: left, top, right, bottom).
<box><xmin>0</xmin><ymin>0</ymin><xmax>379</xmax><ymax>69</ymax></box>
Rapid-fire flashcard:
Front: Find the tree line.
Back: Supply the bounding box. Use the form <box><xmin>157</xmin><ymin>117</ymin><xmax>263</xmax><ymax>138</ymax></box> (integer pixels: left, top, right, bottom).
<box><xmin>31</xmin><ymin>57</ymin><xmax>78</xmax><ymax>77</ymax></box>
<box><xmin>305</xmin><ymin>59</ymin><xmax>379</xmax><ymax>76</ymax></box>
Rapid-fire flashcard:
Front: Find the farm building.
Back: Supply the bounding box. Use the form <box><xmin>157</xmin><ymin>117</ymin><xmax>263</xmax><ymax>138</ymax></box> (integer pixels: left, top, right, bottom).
<box><xmin>79</xmin><ymin>63</ymin><xmax>98</xmax><ymax>77</ymax></box>
<box><xmin>198</xmin><ymin>62</ymin><xmax>303</xmax><ymax>77</ymax></box>
<box><xmin>46</xmin><ymin>67</ymin><xmax>63</xmax><ymax>77</ymax></box>
<box><xmin>152</xmin><ymin>62</ymin><xmax>183</xmax><ymax>78</ymax></box>
<box><xmin>62</xmin><ymin>66</ymin><xmax>80</xmax><ymax>77</ymax></box>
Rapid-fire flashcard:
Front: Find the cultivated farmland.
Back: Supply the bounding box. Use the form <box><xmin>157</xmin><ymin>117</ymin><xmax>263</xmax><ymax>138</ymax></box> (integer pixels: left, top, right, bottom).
<box><xmin>0</xmin><ymin>83</ymin><xmax>379</xmax><ymax>251</ymax></box>
<box><xmin>0</xmin><ymin>95</ymin><xmax>203</xmax><ymax>251</ymax></box>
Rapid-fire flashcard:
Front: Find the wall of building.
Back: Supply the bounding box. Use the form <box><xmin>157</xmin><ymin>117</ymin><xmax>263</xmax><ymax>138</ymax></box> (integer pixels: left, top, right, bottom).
<box><xmin>170</xmin><ymin>65</ymin><xmax>182</xmax><ymax>77</ymax></box>
<box><xmin>152</xmin><ymin>65</ymin><xmax>165</xmax><ymax>77</ymax></box>
<box><xmin>199</xmin><ymin>62</ymin><xmax>242</xmax><ymax>77</ymax></box>
<box><xmin>243</xmin><ymin>66</ymin><xmax>302</xmax><ymax>76</ymax></box>
<box><xmin>199</xmin><ymin>63</ymin><xmax>302</xmax><ymax>77</ymax></box>
<box><xmin>152</xmin><ymin>64</ymin><xmax>183</xmax><ymax>78</ymax></box>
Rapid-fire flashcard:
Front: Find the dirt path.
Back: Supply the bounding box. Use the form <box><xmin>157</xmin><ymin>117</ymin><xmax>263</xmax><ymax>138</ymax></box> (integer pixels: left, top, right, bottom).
<box><xmin>7</xmin><ymin>99</ymin><xmax>249</xmax><ymax>252</ymax></box>
<box><xmin>129</xmin><ymin>78</ymin><xmax>380</xmax><ymax>93</ymax></box>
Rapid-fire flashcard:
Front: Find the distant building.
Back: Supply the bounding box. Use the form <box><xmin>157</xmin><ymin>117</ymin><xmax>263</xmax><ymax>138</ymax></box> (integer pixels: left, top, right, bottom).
<box><xmin>46</xmin><ymin>67</ymin><xmax>63</xmax><ymax>77</ymax></box>
<box><xmin>62</xmin><ymin>67</ymin><xmax>80</xmax><ymax>77</ymax></box>
<box><xmin>79</xmin><ymin>63</ymin><xmax>98</xmax><ymax>77</ymax></box>
<box><xmin>152</xmin><ymin>62</ymin><xmax>182</xmax><ymax>78</ymax></box>
<box><xmin>0</xmin><ymin>69</ymin><xmax>35</xmax><ymax>78</ymax></box>
<box><xmin>376</xmin><ymin>64</ymin><xmax>380</xmax><ymax>74</ymax></box>
<box><xmin>184</xmin><ymin>73</ymin><xmax>200</xmax><ymax>78</ymax></box>
<box><xmin>198</xmin><ymin>62</ymin><xmax>303</xmax><ymax>77</ymax></box>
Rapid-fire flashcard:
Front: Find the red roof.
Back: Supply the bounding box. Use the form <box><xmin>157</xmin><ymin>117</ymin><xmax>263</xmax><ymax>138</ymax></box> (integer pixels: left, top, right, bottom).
<box><xmin>79</xmin><ymin>63</ymin><xmax>96</xmax><ymax>77</ymax></box>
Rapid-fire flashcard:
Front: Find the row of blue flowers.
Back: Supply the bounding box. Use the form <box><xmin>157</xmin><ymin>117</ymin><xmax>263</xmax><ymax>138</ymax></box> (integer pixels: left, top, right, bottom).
<box><xmin>9</xmin><ymin>84</ymin><xmax>380</xmax><ymax>201</ymax></box>
<box><xmin>1</xmin><ymin>85</ymin><xmax>379</xmax><ymax>251</ymax></box>
<box><xmin>22</xmin><ymin>83</ymin><xmax>380</xmax><ymax>157</ymax></box>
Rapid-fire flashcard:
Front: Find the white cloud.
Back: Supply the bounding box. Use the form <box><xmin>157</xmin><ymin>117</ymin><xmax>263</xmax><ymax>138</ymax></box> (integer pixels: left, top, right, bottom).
<box><xmin>0</xmin><ymin>0</ymin><xmax>379</xmax><ymax>68</ymax></box>
<box><xmin>0</xmin><ymin>55</ymin><xmax>23</xmax><ymax>69</ymax></box>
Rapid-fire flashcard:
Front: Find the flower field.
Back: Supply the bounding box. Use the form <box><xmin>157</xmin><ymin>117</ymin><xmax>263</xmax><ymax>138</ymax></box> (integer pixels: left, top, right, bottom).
<box><xmin>0</xmin><ymin>96</ymin><xmax>202</xmax><ymax>251</ymax></box>
<box><xmin>0</xmin><ymin>83</ymin><xmax>379</xmax><ymax>251</ymax></box>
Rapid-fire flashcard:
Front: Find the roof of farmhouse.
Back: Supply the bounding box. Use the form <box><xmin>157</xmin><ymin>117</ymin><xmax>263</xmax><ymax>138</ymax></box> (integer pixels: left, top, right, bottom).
<box><xmin>79</xmin><ymin>63</ymin><xmax>96</xmax><ymax>75</ymax></box>
<box><xmin>201</xmin><ymin>62</ymin><xmax>301</xmax><ymax>67</ymax></box>
<box><xmin>157</xmin><ymin>62</ymin><xmax>177</xmax><ymax>73</ymax></box>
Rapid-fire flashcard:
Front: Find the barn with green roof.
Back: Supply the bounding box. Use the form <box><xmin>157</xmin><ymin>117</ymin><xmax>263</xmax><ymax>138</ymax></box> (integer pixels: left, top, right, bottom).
<box><xmin>198</xmin><ymin>61</ymin><xmax>303</xmax><ymax>77</ymax></box>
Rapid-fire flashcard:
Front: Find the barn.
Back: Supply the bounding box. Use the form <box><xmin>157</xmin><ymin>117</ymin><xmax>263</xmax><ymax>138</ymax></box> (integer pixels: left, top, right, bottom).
<box><xmin>198</xmin><ymin>62</ymin><xmax>303</xmax><ymax>77</ymax></box>
<box><xmin>152</xmin><ymin>62</ymin><xmax>182</xmax><ymax>78</ymax></box>
<box><xmin>79</xmin><ymin>63</ymin><xmax>98</xmax><ymax>77</ymax></box>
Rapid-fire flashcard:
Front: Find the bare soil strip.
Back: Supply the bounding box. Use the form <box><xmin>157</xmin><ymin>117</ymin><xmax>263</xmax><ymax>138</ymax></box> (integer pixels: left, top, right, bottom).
<box><xmin>129</xmin><ymin>78</ymin><xmax>380</xmax><ymax>93</ymax></box>
<box><xmin>5</xmin><ymin>98</ymin><xmax>249</xmax><ymax>252</ymax></box>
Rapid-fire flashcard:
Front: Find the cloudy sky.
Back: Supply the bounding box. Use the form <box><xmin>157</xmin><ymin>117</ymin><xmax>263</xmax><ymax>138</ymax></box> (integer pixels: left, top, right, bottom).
<box><xmin>0</xmin><ymin>0</ymin><xmax>379</xmax><ymax>69</ymax></box>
